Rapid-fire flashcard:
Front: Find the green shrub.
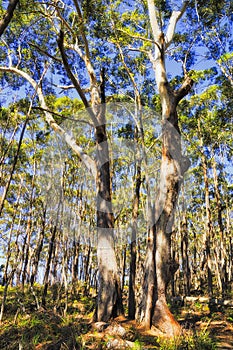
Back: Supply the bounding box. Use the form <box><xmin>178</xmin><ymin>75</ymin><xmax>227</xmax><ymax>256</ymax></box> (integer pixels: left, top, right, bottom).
<box><xmin>158</xmin><ymin>329</ymin><xmax>217</xmax><ymax>350</ymax></box>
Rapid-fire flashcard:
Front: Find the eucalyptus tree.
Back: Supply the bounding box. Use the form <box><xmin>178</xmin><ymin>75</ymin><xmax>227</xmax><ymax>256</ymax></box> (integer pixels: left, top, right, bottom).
<box><xmin>0</xmin><ymin>0</ymin><xmax>124</xmax><ymax>321</ymax></box>
<box><xmin>1</xmin><ymin>0</ymin><xmax>231</xmax><ymax>336</ymax></box>
<box><xmin>109</xmin><ymin>0</ymin><xmax>194</xmax><ymax>332</ymax></box>
<box><xmin>141</xmin><ymin>0</ymin><xmax>194</xmax><ymax>333</ymax></box>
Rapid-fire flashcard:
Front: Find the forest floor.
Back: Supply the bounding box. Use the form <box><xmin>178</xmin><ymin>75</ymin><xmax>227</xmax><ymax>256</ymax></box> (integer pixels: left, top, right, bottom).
<box><xmin>0</xmin><ymin>285</ymin><xmax>233</xmax><ymax>349</ymax></box>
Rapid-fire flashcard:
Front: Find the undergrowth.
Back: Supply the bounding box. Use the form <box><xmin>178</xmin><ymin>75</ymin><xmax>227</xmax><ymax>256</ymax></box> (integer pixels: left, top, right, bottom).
<box><xmin>157</xmin><ymin>329</ymin><xmax>217</xmax><ymax>350</ymax></box>
<box><xmin>0</xmin><ymin>285</ymin><xmax>222</xmax><ymax>349</ymax></box>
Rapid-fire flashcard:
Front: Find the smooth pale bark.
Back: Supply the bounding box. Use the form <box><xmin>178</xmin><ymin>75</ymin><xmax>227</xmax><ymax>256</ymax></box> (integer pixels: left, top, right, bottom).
<box><xmin>146</xmin><ymin>0</ymin><xmax>193</xmax><ymax>335</ymax></box>
<box><xmin>152</xmin><ymin>139</ymin><xmax>183</xmax><ymax>335</ymax></box>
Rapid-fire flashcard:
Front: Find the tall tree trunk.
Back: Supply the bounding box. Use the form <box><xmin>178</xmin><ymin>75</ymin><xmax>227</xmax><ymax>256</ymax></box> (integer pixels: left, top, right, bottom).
<box><xmin>198</xmin><ymin>120</ymin><xmax>213</xmax><ymax>297</ymax></box>
<box><xmin>136</xmin><ymin>130</ymin><xmax>156</xmax><ymax>328</ymax></box>
<box><xmin>121</xmin><ymin>245</ymin><xmax>126</xmax><ymax>293</ymax></box>
<box><xmin>42</xmin><ymin>224</ymin><xmax>57</xmax><ymax>307</ymax></box>
<box><xmin>146</xmin><ymin>0</ymin><xmax>193</xmax><ymax>335</ymax></box>
<box><xmin>21</xmin><ymin>217</ymin><xmax>33</xmax><ymax>290</ymax></box>
<box><xmin>212</xmin><ymin>154</ymin><xmax>226</xmax><ymax>297</ymax></box>
<box><xmin>71</xmin><ymin>238</ymin><xmax>80</xmax><ymax>283</ymax></box>
<box><xmin>2</xmin><ymin>181</ymin><xmax>23</xmax><ymax>286</ymax></box>
<box><xmin>128</xmin><ymin>164</ymin><xmax>142</xmax><ymax>319</ymax></box>
<box><xmin>22</xmin><ymin>158</ymin><xmax>37</xmax><ymax>290</ymax></box>
<box><xmin>91</xmin><ymin>66</ymin><xmax>123</xmax><ymax>321</ymax></box>
<box><xmin>128</xmin><ymin>239</ymin><xmax>136</xmax><ymax>319</ymax></box>
<box><xmin>11</xmin><ymin>213</ymin><xmax>22</xmax><ymax>286</ymax></box>
<box><xmin>151</xmin><ymin>40</ymin><xmax>192</xmax><ymax>337</ymax></box>
<box><xmin>17</xmin><ymin>233</ymin><xmax>27</xmax><ymax>286</ymax></box>
<box><xmin>58</xmin><ymin>28</ymin><xmax>123</xmax><ymax>321</ymax></box>
<box><xmin>30</xmin><ymin>206</ymin><xmax>46</xmax><ymax>286</ymax></box>
<box><xmin>95</xmin><ymin>118</ymin><xmax>123</xmax><ymax>321</ymax></box>
<box><xmin>152</xmin><ymin>117</ymin><xmax>190</xmax><ymax>334</ymax></box>
<box><xmin>180</xmin><ymin>214</ymin><xmax>191</xmax><ymax>296</ymax></box>
<box><xmin>84</xmin><ymin>240</ymin><xmax>91</xmax><ymax>295</ymax></box>
<box><xmin>225</xmin><ymin>192</ymin><xmax>232</xmax><ymax>294</ymax></box>
<box><xmin>141</xmin><ymin>225</ymin><xmax>156</xmax><ymax>329</ymax></box>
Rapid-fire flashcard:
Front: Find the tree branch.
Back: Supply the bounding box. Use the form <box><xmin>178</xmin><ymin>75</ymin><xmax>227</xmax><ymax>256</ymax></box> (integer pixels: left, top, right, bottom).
<box><xmin>29</xmin><ymin>42</ymin><xmax>62</xmax><ymax>63</ymax></box>
<box><xmin>116</xmin><ymin>27</ymin><xmax>158</xmax><ymax>46</ymax></box>
<box><xmin>0</xmin><ymin>65</ymin><xmax>97</xmax><ymax>178</ymax></box>
<box><xmin>165</xmin><ymin>1</ymin><xmax>189</xmax><ymax>48</ymax></box>
<box><xmin>72</xmin><ymin>0</ymin><xmax>91</xmax><ymax>62</ymax></box>
<box><xmin>33</xmin><ymin>106</ymin><xmax>94</xmax><ymax>127</ymax></box>
<box><xmin>57</xmin><ymin>30</ymin><xmax>99</xmax><ymax>125</ymax></box>
<box><xmin>0</xmin><ymin>0</ymin><xmax>19</xmax><ymax>37</ymax></box>
<box><xmin>174</xmin><ymin>75</ymin><xmax>194</xmax><ymax>103</ymax></box>
<box><xmin>147</xmin><ymin>0</ymin><xmax>161</xmax><ymax>42</ymax></box>
<box><xmin>57</xmin><ymin>31</ymin><xmax>89</xmax><ymax>107</ymax></box>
